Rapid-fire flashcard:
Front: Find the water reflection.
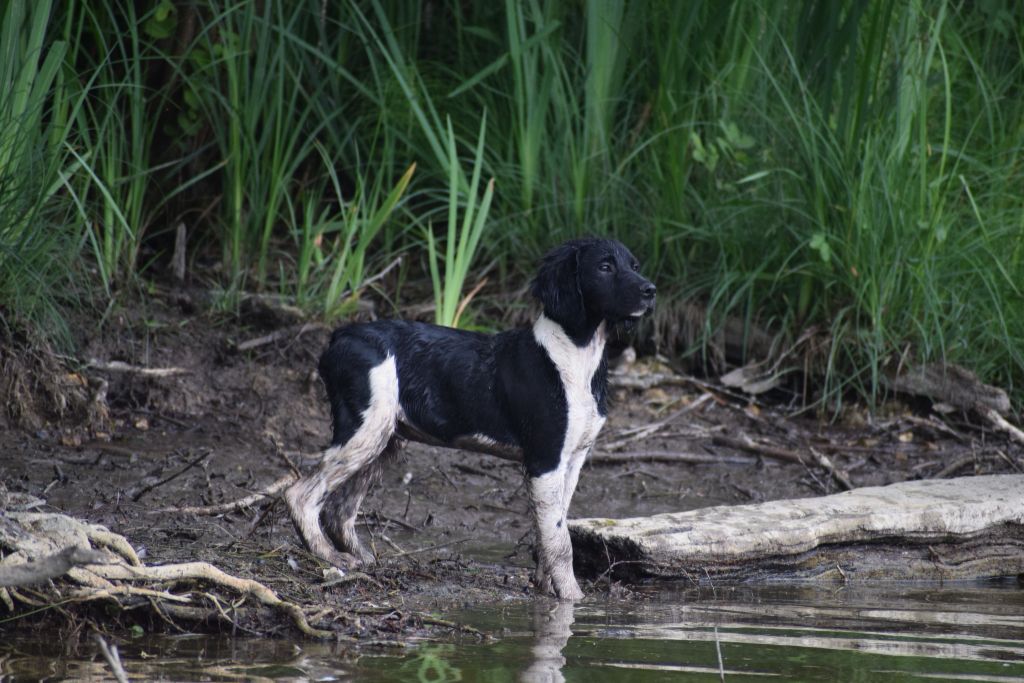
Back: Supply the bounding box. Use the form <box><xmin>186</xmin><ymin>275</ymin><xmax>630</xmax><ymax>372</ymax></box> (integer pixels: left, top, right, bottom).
<box><xmin>2</xmin><ymin>583</ymin><xmax>1023</xmax><ymax>681</ymax></box>
<box><xmin>521</xmin><ymin>599</ymin><xmax>575</xmax><ymax>683</ymax></box>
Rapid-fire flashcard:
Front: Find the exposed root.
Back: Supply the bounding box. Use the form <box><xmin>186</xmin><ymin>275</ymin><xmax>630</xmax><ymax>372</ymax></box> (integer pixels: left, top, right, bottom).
<box><xmin>0</xmin><ymin>509</ymin><xmax>335</xmax><ymax>638</ymax></box>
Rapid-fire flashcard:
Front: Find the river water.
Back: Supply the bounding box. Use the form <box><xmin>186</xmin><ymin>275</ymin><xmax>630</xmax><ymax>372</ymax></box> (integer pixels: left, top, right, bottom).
<box><xmin>2</xmin><ymin>582</ymin><xmax>1022</xmax><ymax>681</ymax></box>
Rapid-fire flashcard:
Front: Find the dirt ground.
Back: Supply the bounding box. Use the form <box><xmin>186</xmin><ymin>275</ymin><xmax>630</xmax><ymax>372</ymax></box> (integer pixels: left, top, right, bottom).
<box><xmin>2</xmin><ymin>286</ymin><xmax>1022</xmax><ymax>641</ymax></box>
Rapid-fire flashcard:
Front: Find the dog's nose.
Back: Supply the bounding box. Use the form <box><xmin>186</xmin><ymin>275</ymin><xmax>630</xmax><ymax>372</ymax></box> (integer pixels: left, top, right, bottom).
<box><xmin>641</xmin><ymin>283</ymin><xmax>657</xmax><ymax>300</ymax></box>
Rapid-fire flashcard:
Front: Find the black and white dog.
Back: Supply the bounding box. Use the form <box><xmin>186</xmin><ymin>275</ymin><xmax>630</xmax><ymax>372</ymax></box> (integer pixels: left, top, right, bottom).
<box><xmin>285</xmin><ymin>238</ymin><xmax>655</xmax><ymax>600</ymax></box>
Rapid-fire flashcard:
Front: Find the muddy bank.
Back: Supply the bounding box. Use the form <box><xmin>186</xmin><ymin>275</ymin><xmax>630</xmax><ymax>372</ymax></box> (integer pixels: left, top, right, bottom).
<box><xmin>1</xmin><ymin>289</ymin><xmax>1022</xmax><ymax>642</ymax></box>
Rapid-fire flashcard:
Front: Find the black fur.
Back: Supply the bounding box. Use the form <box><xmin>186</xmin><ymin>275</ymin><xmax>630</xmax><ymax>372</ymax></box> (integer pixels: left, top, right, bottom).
<box><xmin>318</xmin><ymin>238</ymin><xmax>654</xmax><ymax>477</ymax></box>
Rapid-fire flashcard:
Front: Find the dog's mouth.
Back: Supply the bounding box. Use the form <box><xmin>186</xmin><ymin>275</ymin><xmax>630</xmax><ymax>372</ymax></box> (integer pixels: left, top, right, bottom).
<box><xmin>629</xmin><ymin>301</ymin><xmax>656</xmax><ymax>318</ymax></box>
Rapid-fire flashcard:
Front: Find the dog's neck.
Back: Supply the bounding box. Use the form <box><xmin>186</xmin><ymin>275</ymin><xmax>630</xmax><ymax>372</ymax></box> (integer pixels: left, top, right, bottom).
<box><xmin>533</xmin><ymin>314</ymin><xmax>607</xmax><ymax>382</ymax></box>
<box><xmin>537</xmin><ymin>306</ymin><xmax>607</xmax><ymax>348</ymax></box>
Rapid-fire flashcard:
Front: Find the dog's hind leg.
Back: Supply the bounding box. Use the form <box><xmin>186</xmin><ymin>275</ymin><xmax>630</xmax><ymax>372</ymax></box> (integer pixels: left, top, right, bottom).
<box><xmin>321</xmin><ymin>436</ymin><xmax>401</xmax><ymax>563</ymax></box>
<box><xmin>286</xmin><ymin>355</ymin><xmax>400</xmax><ymax>568</ymax></box>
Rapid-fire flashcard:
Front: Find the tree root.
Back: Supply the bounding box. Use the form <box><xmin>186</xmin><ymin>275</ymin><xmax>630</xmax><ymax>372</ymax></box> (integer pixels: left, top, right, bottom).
<box><xmin>0</xmin><ymin>510</ymin><xmax>335</xmax><ymax>638</ymax></box>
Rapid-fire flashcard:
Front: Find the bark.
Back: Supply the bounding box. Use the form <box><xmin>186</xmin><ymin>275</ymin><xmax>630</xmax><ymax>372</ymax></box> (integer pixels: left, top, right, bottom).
<box><xmin>570</xmin><ymin>474</ymin><xmax>1024</xmax><ymax>583</ymax></box>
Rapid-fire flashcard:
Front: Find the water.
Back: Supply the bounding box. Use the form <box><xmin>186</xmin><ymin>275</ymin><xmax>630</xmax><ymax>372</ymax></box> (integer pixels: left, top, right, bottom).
<box><xmin>2</xmin><ymin>582</ymin><xmax>1022</xmax><ymax>681</ymax></box>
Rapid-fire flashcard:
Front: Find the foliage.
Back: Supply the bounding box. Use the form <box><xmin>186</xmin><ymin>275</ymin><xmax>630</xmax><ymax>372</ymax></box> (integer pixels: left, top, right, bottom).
<box><xmin>2</xmin><ymin>0</ymin><xmax>1022</xmax><ymax>407</ymax></box>
<box><xmin>0</xmin><ymin>0</ymin><xmax>78</xmax><ymax>341</ymax></box>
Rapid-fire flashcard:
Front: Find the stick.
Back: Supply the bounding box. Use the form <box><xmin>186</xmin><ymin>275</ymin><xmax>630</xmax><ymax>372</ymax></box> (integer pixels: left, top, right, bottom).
<box><xmin>87</xmin><ymin>359</ymin><xmax>188</xmax><ymax>377</ymax></box>
<box><xmin>155</xmin><ymin>473</ymin><xmax>297</xmax><ymax>515</ymax></box>
<box><xmin>713</xmin><ymin>435</ymin><xmax>853</xmax><ymax>490</ymax></box>
<box><xmin>384</xmin><ymin>537</ymin><xmax>472</xmax><ymax>559</ymax></box>
<box><xmin>361</xmin><ymin>255</ymin><xmax>403</xmax><ymax>290</ymax></box>
<box><xmin>932</xmin><ymin>454</ymin><xmax>977</xmax><ymax>479</ymax></box>
<box><xmin>590</xmin><ymin>450</ymin><xmax>754</xmax><ymax>466</ymax></box>
<box><xmin>983</xmin><ymin>408</ymin><xmax>1024</xmax><ymax>447</ymax></box>
<box><xmin>127</xmin><ymin>450</ymin><xmax>210</xmax><ymax>502</ymax></box>
<box><xmin>808</xmin><ymin>448</ymin><xmax>854</xmax><ymax>491</ymax></box>
<box><xmin>602</xmin><ymin>393</ymin><xmax>713</xmax><ymax>451</ymax></box>
<box><xmin>235</xmin><ymin>322</ymin><xmax>324</xmax><ymax>352</ymax></box>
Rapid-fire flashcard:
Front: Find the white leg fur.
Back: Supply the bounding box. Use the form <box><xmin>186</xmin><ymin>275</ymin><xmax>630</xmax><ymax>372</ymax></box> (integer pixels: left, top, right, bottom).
<box><xmin>286</xmin><ymin>356</ymin><xmax>400</xmax><ymax>567</ymax></box>
<box><xmin>531</xmin><ymin>316</ymin><xmax>607</xmax><ymax>600</ymax></box>
<box><xmin>528</xmin><ymin>469</ymin><xmax>583</xmax><ymax>601</ymax></box>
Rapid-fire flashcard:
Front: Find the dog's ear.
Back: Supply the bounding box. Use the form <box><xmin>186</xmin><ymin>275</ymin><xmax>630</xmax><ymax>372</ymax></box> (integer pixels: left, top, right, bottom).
<box><xmin>530</xmin><ymin>241</ymin><xmax>583</xmax><ymax>326</ymax></box>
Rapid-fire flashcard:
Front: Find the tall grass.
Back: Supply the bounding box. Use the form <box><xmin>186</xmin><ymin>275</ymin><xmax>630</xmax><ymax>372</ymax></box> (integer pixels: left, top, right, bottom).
<box><xmin>3</xmin><ymin>0</ymin><xmax>1022</xmax><ymax>407</ymax></box>
<box><xmin>0</xmin><ymin>0</ymin><xmax>79</xmax><ymax>342</ymax></box>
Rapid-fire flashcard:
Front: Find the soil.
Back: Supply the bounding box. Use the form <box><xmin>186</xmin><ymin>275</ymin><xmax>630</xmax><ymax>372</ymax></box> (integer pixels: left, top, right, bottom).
<box><xmin>1</xmin><ymin>285</ymin><xmax>1022</xmax><ymax>642</ymax></box>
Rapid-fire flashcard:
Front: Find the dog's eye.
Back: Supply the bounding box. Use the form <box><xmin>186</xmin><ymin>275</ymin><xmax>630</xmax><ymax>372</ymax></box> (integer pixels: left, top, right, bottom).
<box><xmin>632</xmin><ymin>261</ymin><xmax>640</xmax><ymax>272</ymax></box>
<box><xmin>599</xmin><ymin>262</ymin><xmax>614</xmax><ymax>273</ymax></box>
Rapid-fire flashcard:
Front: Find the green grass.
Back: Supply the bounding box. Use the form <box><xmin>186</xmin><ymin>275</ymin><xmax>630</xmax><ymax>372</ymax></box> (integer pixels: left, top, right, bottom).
<box><xmin>1</xmin><ymin>0</ymin><xmax>1022</xmax><ymax>409</ymax></box>
<box><xmin>0</xmin><ymin>0</ymin><xmax>79</xmax><ymax>343</ymax></box>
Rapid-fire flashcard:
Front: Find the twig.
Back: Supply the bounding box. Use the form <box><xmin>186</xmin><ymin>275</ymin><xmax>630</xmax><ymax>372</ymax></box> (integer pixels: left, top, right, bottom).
<box><xmin>609</xmin><ymin>372</ymin><xmax>690</xmax><ymax>390</ymax></box>
<box><xmin>384</xmin><ymin>537</ymin><xmax>471</xmax><ymax>559</ymax></box>
<box><xmin>713</xmin><ymin>435</ymin><xmax>853</xmax><ymax>490</ymax></box>
<box><xmin>361</xmin><ymin>255</ymin><xmax>404</xmax><ymax>291</ymax></box>
<box><xmin>983</xmin><ymin>408</ymin><xmax>1024</xmax><ymax>447</ymax></box>
<box><xmin>127</xmin><ymin>450</ymin><xmax>211</xmax><ymax>502</ymax></box>
<box><xmin>452</xmin><ymin>462</ymin><xmax>503</xmax><ymax>481</ymax></box>
<box><xmin>419</xmin><ymin>615</ymin><xmax>488</xmax><ymax>639</ymax></box>
<box><xmin>94</xmin><ymin>634</ymin><xmax>129</xmax><ymax>683</ymax></box>
<box><xmin>87</xmin><ymin>359</ymin><xmax>188</xmax><ymax>377</ymax></box>
<box><xmin>235</xmin><ymin>322</ymin><xmax>325</xmax><ymax>352</ymax></box>
<box><xmin>932</xmin><ymin>454</ymin><xmax>977</xmax><ymax>479</ymax></box>
<box><xmin>603</xmin><ymin>393</ymin><xmax>713</xmax><ymax>451</ymax></box>
<box><xmin>321</xmin><ymin>571</ymin><xmax>384</xmax><ymax>590</ymax></box>
<box><xmin>590</xmin><ymin>450</ymin><xmax>754</xmax><ymax>466</ymax></box>
<box><xmin>155</xmin><ymin>473</ymin><xmax>297</xmax><ymax>515</ymax></box>
<box><xmin>808</xmin><ymin>448</ymin><xmax>854</xmax><ymax>491</ymax></box>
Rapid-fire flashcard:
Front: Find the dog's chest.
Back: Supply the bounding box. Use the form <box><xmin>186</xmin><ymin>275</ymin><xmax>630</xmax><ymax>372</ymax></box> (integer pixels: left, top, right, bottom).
<box><xmin>533</xmin><ymin>316</ymin><xmax>607</xmax><ymax>458</ymax></box>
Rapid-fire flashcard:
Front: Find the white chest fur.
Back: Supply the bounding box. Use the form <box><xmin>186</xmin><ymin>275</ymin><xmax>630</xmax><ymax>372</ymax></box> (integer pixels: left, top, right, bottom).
<box><xmin>533</xmin><ymin>315</ymin><xmax>607</xmax><ymax>460</ymax></box>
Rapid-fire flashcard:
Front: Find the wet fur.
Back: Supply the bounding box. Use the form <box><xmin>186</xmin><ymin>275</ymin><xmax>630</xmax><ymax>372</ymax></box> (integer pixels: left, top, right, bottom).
<box><xmin>285</xmin><ymin>238</ymin><xmax>655</xmax><ymax>600</ymax></box>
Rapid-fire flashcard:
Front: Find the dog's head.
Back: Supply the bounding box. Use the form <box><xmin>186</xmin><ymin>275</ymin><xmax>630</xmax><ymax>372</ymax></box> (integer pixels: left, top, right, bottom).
<box><xmin>531</xmin><ymin>238</ymin><xmax>656</xmax><ymax>339</ymax></box>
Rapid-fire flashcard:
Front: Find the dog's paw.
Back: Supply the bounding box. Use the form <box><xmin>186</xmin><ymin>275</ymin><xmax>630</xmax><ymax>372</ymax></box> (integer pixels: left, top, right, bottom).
<box><xmin>553</xmin><ymin>582</ymin><xmax>585</xmax><ymax>602</ymax></box>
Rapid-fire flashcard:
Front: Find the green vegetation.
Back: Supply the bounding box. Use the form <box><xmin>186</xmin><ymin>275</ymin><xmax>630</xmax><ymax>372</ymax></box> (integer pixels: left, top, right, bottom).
<box><xmin>0</xmin><ymin>0</ymin><xmax>1021</xmax><ymax>407</ymax></box>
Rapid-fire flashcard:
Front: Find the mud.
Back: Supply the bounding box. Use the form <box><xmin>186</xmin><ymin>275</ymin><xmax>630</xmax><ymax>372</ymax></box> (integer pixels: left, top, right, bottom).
<box><xmin>1</xmin><ymin>287</ymin><xmax>1022</xmax><ymax>641</ymax></box>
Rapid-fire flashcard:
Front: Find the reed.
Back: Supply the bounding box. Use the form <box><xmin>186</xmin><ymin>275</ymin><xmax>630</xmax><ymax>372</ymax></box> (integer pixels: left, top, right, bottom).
<box><xmin>2</xmin><ymin>0</ymin><xmax>1021</xmax><ymax>406</ymax></box>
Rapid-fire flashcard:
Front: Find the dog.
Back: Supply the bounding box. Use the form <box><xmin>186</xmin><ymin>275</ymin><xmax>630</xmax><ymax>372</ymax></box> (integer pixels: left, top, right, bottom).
<box><xmin>285</xmin><ymin>238</ymin><xmax>655</xmax><ymax>600</ymax></box>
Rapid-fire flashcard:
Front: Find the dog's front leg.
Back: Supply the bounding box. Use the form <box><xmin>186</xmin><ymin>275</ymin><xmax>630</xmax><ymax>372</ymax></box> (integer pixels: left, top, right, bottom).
<box><xmin>528</xmin><ymin>469</ymin><xmax>584</xmax><ymax>601</ymax></box>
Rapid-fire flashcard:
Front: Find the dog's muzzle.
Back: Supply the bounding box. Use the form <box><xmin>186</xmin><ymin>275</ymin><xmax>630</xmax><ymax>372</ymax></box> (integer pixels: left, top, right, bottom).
<box><xmin>631</xmin><ymin>282</ymin><xmax>657</xmax><ymax>317</ymax></box>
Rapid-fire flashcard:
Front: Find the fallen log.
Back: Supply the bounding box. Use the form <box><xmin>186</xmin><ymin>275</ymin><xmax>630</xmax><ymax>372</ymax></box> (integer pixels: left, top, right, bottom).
<box><xmin>570</xmin><ymin>474</ymin><xmax>1024</xmax><ymax>584</ymax></box>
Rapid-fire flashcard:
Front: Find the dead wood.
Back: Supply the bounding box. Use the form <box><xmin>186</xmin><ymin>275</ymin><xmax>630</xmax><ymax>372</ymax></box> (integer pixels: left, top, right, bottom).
<box><xmin>589</xmin><ymin>450</ymin><xmax>754</xmax><ymax>466</ymax></box>
<box><xmin>0</xmin><ymin>544</ymin><xmax>108</xmax><ymax>587</ymax></box>
<box><xmin>124</xmin><ymin>450</ymin><xmax>210</xmax><ymax>502</ymax></box>
<box><xmin>983</xmin><ymin>408</ymin><xmax>1024</xmax><ymax>447</ymax></box>
<box><xmin>602</xmin><ymin>393</ymin><xmax>713</xmax><ymax>451</ymax></box>
<box><xmin>885</xmin><ymin>362</ymin><xmax>1011</xmax><ymax>415</ymax></box>
<box><xmin>609</xmin><ymin>372</ymin><xmax>691</xmax><ymax>391</ymax></box>
<box><xmin>234</xmin><ymin>322</ymin><xmax>325</xmax><ymax>352</ymax></box>
<box><xmin>0</xmin><ymin>509</ymin><xmax>338</xmax><ymax>638</ymax></box>
<box><xmin>570</xmin><ymin>474</ymin><xmax>1024</xmax><ymax>583</ymax></box>
<box><xmin>712</xmin><ymin>435</ymin><xmax>853</xmax><ymax>490</ymax></box>
<box><xmin>155</xmin><ymin>472</ymin><xmax>297</xmax><ymax>515</ymax></box>
<box><xmin>86</xmin><ymin>359</ymin><xmax>188</xmax><ymax>377</ymax></box>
